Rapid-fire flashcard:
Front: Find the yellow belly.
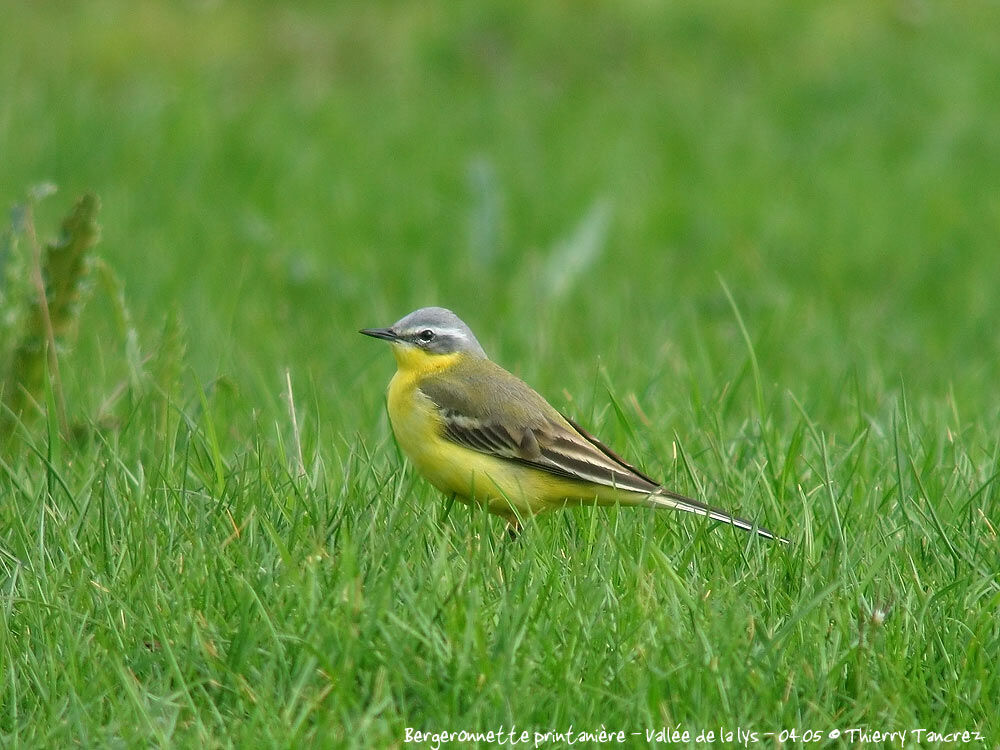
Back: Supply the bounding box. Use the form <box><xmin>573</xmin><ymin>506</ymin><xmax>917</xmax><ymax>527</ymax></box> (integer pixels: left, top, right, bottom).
<box><xmin>386</xmin><ymin>369</ymin><xmax>616</xmax><ymax>521</ymax></box>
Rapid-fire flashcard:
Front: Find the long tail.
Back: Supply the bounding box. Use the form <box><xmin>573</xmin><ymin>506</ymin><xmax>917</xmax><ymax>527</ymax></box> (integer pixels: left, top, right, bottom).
<box><xmin>646</xmin><ymin>489</ymin><xmax>788</xmax><ymax>543</ymax></box>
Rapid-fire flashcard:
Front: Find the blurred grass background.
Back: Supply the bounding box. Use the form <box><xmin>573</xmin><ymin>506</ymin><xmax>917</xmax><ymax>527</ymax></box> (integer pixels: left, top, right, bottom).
<box><xmin>2</xmin><ymin>0</ymin><xmax>999</xmax><ymax>745</ymax></box>
<box><xmin>6</xmin><ymin>0</ymin><xmax>999</xmax><ymax>419</ymax></box>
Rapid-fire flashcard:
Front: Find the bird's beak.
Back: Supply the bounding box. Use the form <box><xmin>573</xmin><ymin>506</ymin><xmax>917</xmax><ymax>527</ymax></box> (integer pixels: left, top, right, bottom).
<box><xmin>359</xmin><ymin>327</ymin><xmax>398</xmax><ymax>342</ymax></box>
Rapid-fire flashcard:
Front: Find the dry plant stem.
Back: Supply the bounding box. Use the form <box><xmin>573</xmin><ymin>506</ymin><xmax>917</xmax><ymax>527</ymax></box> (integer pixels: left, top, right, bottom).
<box><xmin>24</xmin><ymin>204</ymin><xmax>69</xmax><ymax>439</ymax></box>
<box><xmin>285</xmin><ymin>367</ymin><xmax>304</xmax><ymax>476</ymax></box>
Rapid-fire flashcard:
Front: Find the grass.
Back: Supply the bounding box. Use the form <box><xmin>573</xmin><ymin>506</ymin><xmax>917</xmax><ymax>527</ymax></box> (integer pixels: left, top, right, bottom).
<box><xmin>2</xmin><ymin>0</ymin><xmax>999</xmax><ymax>746</ymax></box>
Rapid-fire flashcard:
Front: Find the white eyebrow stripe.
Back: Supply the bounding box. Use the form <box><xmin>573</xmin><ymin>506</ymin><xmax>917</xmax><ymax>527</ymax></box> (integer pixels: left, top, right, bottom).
<box><xmin>402</xmin><ymin>326</ymin><xmax>466</xmax><ymax>339</ymax></box>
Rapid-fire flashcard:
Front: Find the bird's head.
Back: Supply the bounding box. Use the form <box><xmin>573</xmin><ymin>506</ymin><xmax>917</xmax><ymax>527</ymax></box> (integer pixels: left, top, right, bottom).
<box><xmin>360</xmin><ymin>306</ymin><xmax>487</xmax><ymax>369</ymax></box>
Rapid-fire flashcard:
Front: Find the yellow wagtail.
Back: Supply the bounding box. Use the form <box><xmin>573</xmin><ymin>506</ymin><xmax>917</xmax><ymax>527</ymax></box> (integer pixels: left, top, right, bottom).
<box><xmin>362</xmin><ymin>306</ymin><xmax>784</xmax><ymax>541</ymax></box>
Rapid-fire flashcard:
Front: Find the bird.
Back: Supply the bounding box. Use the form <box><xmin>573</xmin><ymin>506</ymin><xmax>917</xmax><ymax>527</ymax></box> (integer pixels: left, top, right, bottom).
<box><xmin>361</xmin><ymin>306</ymin><xmax>785</xmax><ymax>542</ymax></box>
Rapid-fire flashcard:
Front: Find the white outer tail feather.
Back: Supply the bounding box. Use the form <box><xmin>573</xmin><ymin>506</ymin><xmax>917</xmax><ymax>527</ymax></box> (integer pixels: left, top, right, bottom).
<box><xmin>645</xmin><ymin>491</ymin><xmax>789</xmax><ymax>544</ymax></box>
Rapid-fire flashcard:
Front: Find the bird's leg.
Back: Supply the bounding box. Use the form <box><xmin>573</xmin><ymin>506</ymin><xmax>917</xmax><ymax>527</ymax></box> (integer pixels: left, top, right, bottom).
<box><xmin>505</xmin><ymin>519</ymin><xmax>522</xmax><ymax>542</ymax></box>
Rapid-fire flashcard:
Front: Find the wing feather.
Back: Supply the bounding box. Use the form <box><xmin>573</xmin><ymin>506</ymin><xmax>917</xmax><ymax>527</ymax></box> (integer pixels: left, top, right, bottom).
<box><xmin>434</xmin><ymin>402</ymin><xmax>660</xmax><ymax>495</ymax></box>
<box><xmin>415</xmin><ymin>361</ymin><xmax>786</xmax><ymax>542</ymax></box>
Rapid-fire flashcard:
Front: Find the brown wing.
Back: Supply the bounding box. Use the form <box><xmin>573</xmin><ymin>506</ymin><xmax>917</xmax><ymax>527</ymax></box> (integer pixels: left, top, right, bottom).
<box><xmin>416</xmin><ymin>360</ymin><xmax>787</xmax><ymax>541</ymax></box>
<box><xmin>434</xmin><ymin>405</ymin><xmax>661</xmax><ymax>495</ymax></box>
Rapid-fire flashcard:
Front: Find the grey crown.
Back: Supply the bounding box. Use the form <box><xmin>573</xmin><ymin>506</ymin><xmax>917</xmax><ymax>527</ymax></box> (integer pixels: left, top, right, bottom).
<box><xmin>392</xmin><ymin>307</ymin><xmax>488</xmax><ymax>358</ymax></box>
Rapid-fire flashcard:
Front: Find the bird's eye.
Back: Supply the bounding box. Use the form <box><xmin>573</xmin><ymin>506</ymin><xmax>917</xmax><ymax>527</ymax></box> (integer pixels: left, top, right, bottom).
<box><xmin>418</xmin><ymin>329</ymin><xmax>435</xmax><ymax>343</ymax></box>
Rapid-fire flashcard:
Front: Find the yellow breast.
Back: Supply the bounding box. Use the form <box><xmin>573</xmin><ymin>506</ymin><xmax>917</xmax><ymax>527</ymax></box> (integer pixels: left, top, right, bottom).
<box><xmin>384</xmin><ymin>346</ymin><xmax>604</xmax><ymax>520</ymax></box>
